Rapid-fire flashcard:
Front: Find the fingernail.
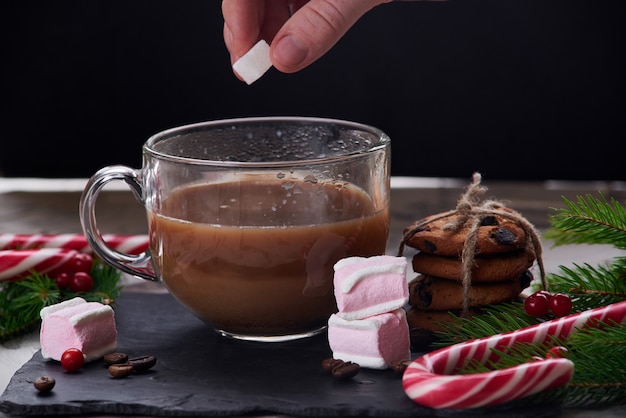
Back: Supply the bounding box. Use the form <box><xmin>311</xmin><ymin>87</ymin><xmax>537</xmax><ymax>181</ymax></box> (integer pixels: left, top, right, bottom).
<box><xmin>273</xmin><ymin>34</ymin><xmax>308</xmax><ymax>68</ymax></box>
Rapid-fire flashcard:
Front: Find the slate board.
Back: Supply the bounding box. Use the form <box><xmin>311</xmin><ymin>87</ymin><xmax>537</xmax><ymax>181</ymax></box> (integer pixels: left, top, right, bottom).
<box><xmin>0</xmin><ymin>292</ymin><xmax>563</xmax><ymax>417</ymax></box>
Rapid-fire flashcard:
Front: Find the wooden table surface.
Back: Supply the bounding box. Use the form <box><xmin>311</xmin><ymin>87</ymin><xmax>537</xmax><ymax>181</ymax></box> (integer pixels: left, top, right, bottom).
<box><xmin>1</xmin><ymin>176</ymin><xmax>625</xmax><ymax>417</ymax></box>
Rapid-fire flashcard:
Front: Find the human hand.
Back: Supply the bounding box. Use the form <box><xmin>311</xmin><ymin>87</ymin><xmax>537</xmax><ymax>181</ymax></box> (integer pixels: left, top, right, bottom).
<box><xmin>222</xmin><ymin>0</ymin><xmax>392</xmax><ymax>77</ymax></box>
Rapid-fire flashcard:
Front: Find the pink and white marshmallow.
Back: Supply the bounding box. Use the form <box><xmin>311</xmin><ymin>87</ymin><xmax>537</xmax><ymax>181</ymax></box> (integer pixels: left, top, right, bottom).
<box><xmin>333</xmin><ymin>255</ymin><xmax>409</xmax><ymax>320</ymax></box>
<box><xmin>40</xmin><ymin>297</ymin><xmax>118</xmax><ymax>362</ymax></box>
<box><xmin>328</xmin><ymin>308</ymin><xmax>411</xmax><ymax>369</ymax></box>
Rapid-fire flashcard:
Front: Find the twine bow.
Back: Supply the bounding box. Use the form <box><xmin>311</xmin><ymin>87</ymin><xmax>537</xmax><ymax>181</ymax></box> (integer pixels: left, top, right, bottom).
<box><xmin>398</xmin><ymin>172</ymin><xmax>546</xmax><ymax>316</ymax></box>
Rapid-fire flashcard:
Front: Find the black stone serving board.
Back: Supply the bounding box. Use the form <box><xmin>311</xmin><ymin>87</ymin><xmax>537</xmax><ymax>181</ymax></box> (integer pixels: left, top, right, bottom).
<box><xmin>0</xmin><ymin>292</ymin><xmax>563</xmax><ymax>417</ymax></box>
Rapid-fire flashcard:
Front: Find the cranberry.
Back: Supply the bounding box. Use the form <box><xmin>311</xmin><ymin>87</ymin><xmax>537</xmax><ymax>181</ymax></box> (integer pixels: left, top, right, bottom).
<box><xmin>524</xmin><ymin>292</ymin><xmax>550</xmax><ymax>317</ymax></box>
<box><xmin>535</xmin><ymin>290</ymin><xmax>552</xmax><ymax>301</ymax></box>
<box><xmin>61</xmin><ymin>348</ymin><xmax>85</xmax><ymax>372</ymax></box>
<box><xmin>55</xmin><ymin>272</ymin><xmax>72</xmax><ymax>290</ymax></box>
<box><xmin>546</xmin><ymin>346</ymin><xmax>569</xmax><ymax>359</ymax></box>
<box><xmin>70</xmin><ymin>271</ymin><xmax>94</xmax><ymax>293</ymax></box>
<box><xmin>68</xmin><ymin>253</ymin><xmax>94</xmax><ymax>273</ymax></box>
<box><xmin>550</xmin><ymin>293</ymin><xmax>573</xmax><ymax>317</ymax></box>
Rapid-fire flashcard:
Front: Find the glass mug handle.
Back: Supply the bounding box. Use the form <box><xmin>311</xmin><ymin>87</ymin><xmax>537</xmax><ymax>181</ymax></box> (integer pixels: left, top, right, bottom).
<box><xmin>79</xmin><ymin>165</ymin><xmax>157</xmax><ymax>281</ymax></box>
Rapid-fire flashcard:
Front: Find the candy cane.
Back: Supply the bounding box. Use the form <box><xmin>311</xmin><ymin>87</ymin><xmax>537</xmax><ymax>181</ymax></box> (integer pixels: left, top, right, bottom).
<box><xmin>402</xmin><ymin>300</ymin><xmax>626</xmax><ymax>409</ymax></box>
<box><xmin>0</xmin><ymin>248</ymin><xmax>78</xmax><ymax>281</ymax></box>
<box><xmin>0</xmin><ymin>233</ymin><xmax>149</xmax><ymax>255</ymax></box>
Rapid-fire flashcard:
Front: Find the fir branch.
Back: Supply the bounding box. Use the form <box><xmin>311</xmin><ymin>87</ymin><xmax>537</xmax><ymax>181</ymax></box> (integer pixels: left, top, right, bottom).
<box><xmin>546</xmin><ymin>261</ymin><xmax>626</xmax><ymax>309</ymax></box>
<box><xmin>545</xmin><ymin>194</ymin><xmax>626</xmax><ymax>249</ymax></box>
<box><xmin>0</xmin><ymin>260</ymin><xmax>122</xmax><ymax>343</ymax></box>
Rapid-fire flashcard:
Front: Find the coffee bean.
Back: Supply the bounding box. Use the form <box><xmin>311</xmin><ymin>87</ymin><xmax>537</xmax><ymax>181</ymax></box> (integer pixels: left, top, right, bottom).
<box><xmin>103</xmin><ymin>352</ymin><xmax>129</xmax><ymax>366</ymax></box>
<box><xmin>34</xmin><ymin>376</ymin><xmax>55</xmax><ymax>392</ymax></box>
<box><xmin>331</xmin><ymin>361</ymin><xmax>360</xmax><ymax>380</ymax></box>
<box><xmin>108</xmin><ymin>364</ymin><xmax>134</xmax><ymax>379</ymax></box>
<box><xmin>321</xmin><ymin>358</ymin><xmax>344</xmax><ymax>373</ymax></box>
<box><xmin>128</xmin><ymin>355</ymin><xmax>157</xmax><ymax>372</ymax></box>
<box><xmin>391</xmin><ymin>359</ymin><xmax>411</xmax><ymax>374</ymax></box>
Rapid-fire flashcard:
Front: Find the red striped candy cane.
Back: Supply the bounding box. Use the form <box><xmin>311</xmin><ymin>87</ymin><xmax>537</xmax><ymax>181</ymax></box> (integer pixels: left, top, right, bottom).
<box><xmin>403</xmin><ymin>300</ymin><xmax>626</xmax><ymax>409</ymax></box>
<box><xmin>0</xmin><ymin>248</ymin><xmax>78</xmax><ymax>281</ymax></box>
<box><xmin>0</xmin><ymin>233</ymin><xmax>148</xmax><ymax>255</ymax></box>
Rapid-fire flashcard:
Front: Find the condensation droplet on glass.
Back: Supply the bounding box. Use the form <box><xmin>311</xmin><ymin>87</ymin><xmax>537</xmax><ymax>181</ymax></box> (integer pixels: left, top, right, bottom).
<box><xmin>281</xmin><ymin>181</ymin><xmax>294</xmax><ymax>191</ymax></box>
<box><xmin>271</xmin><ymin>205</ymin><xmax>277</xmax><ymax>212</ymax></box>
<box><xmin>303</xmin><ymin>174</ymin><xmax>318</xmax><ymax>184</ymax></box>
<box><xmin>246</xmin><ymin>132</ymin><xmax>254</xmax><ymax>140</ymax></box>
<box><xmin>276</xmin><ymin>129</ymin><xmax>283</xmax><ymax>138</ymax></box>
<box><xmin>276</xmin><ymin>172</ymin><xmax>285</xmax><ymax>179</ymax></box>
<box><xmin>282</xmin><ymin>199</ymin><xmax>287</xmax><ymax>205</ymax></box>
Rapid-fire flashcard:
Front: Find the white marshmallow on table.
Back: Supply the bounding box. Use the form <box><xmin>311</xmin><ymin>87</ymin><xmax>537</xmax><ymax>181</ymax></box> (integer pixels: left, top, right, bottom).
<box><xmin>40</xmin><ymin>297</ymin><xmax>117</xmax><ymax>362</ymax></box>
<box><xmin>232</xmin><ymin>39</ymin><xmax>273</xmax><ymax>85</ymax></box>
<box><xmin>328</xmin><ymin>308</ymin><xmax>411</xmax><ymax>370</ymax></box>
<box><xmin>333</xmin><ymin>255</ymin><xmax>409</xmax><ymax>320</ymax></box>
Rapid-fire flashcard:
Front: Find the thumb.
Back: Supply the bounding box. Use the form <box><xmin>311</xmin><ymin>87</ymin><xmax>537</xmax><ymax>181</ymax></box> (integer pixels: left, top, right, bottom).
<box><xmin>270</xmin><ymin>0</ymin><xmax>391</xmax><ymax>73</ymax></box>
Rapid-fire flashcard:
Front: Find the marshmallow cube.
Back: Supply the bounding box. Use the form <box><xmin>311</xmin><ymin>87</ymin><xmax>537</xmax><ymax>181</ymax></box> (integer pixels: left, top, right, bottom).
<box><xmin>232</xmin><ymin>39</ymin><xmax>272</xmax><ymax>85</ymax></box>
<box><xmin>328</xmin><ymin>308</ymin><xmax>411</xmax><ymax>369</ymax></box>
<box><xmin>333</xmin><ymin>255</ymin><xmax>409</xmax><ymax>320</ymax></box>
<box><xmin>40</xmin><ymin>297</ymin><xmax>117</xmax><ymax>362</ymax></box>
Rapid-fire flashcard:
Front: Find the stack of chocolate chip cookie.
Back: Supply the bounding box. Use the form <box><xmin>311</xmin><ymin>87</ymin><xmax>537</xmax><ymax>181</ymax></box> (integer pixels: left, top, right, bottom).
<box><xmin>402</xmin><ymin>208</ymin><xmax>535</xmax><ymax>338</ymax></box>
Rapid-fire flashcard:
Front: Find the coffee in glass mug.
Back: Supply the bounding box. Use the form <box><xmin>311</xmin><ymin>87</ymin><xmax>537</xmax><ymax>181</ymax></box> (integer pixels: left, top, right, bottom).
<box><xmin>80</xmin><ymin>117</ymin><xmax>390</xmax><ymax>342</ymax></box>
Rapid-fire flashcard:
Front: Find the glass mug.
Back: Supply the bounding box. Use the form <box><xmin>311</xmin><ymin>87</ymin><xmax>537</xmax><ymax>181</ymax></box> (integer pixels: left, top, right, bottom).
<box><xmin>80</xmin><ymin>117</ymin><xmax>391</xmax><ymax>342</ymax></box>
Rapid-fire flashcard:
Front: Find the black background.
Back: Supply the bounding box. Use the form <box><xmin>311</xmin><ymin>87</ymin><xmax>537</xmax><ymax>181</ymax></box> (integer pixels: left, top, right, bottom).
<box><xmin>1</xmin><ymin>1</ymin><xmax>624</xmax><ymax>180</ymax></box>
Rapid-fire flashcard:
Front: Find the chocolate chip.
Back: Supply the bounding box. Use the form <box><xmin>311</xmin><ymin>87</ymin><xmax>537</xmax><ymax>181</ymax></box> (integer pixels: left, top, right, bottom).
<box><xmin>519</xmin><ymin>270</ymin><xmax>533</xmax><ymax>289</ymax></box>
<box><xmin>103</xmin><ymin>352</ymin><xmax>129</xmax><ymax>366</ymax></box>
<box><xmin>491</xmin><ymin>227</ymin><xmax>517</xmax><ymax>246</ymax></box>
<box><xmin>34</xmin><ymin>376</ymin><xmax>55</xmax><ymax>393</ymax></box>
<box><xmin>331</xmin><ymin>361</ymin><xmax>360</xmax><ymax>380</ymax></box>
<box><xmin>423</xmin><ymin>240</ymin><xmax>437</xmax><ymax>253</ymax></box>
<box><xmin>480</xmin><ymin>215</ymin><xmax>498</xmax><ymax>226</ymax></box>
<box><xmin>108</xmin><ymin>364</ymin><xmax>134</xmax><ymax>379</ymax></box>
<box><xmin>128</xmin><ymin>355</ymin><xmax>157</xmax><ymax>372</ymax></box>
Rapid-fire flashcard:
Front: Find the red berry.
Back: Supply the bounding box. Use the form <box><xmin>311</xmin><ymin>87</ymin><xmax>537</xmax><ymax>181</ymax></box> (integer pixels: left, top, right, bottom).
<box><xmin>68</xmin><ymin>253</ymin><xmax>94</xmax><ymax>273</ymax></box>
<box><xmin>55</xmin><ymin>272</ymin><xmax>72</xmax><ymax>290</ymax></box>
<box><xmin>61</xmin><ymin>348</ymin><xmax>85</xmax><ymax>372</ymax></box>
<box><xmin>546</xmin><ymin>346</ymin><xmax>569</xmax><ymax>359</ymax></box>
<box><xmin>536</xmin><ymin>290</ymin><xmax>552</xmax><ymax>301</ymax></box>
<box><xmin>524</xmin><ymin>292</ymin><xmax>550</xmax><ymax>317</ymax></box>
<box><xmin>550</xmin><ymin>293</ymin><xmax>573</xmax><ymax>317</ymax></box>
<box><xmin>70</xmin><ymin>272</ymin><xmax>94</xmax><ymax>293</ymax></box>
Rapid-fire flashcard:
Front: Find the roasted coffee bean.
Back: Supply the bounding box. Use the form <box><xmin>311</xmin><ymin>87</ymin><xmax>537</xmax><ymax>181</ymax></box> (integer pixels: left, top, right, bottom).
<box><xmin>103</xmin><ymin>352</ymin><xmax>129</xmax><ymax>366</ymax></box>
<box><xmin>321</xmin><ymin>358</ymin><xmax>344</xmax><ymax>373</ymax></box>
<box><xmin>391</xmin><ymin>360</ymin><xmax>411</xmax><ymax>374</ymax></box>
<box><xmin>128</xmin><ymin>355</ymin><xmax>157</xmax><ymax>372</ymax></box>
<box><xmin>331</xmin><ymin>361</ymin><xmax>360</xmax><ymax>380</ymax></box>
<box><xmin>108</xmin><ymin>364</ymin><xmax>134</xmax><ymax>379</ymax></box>
<box><xmin>34</xmin><ymin>376</ymin><xmax>55</xmax><ymax>392</ymax></box>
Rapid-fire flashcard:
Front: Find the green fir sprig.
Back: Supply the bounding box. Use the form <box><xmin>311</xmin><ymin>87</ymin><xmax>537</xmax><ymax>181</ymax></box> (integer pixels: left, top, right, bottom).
<box><xmin>430</xmin><ymin>193</ymin><xmax>626</xmax><ymax>407</ymax></box>
<box><xmin>0</xmin><ymin>260</ymin><xmax>122</xmax><ymax>343</ymax></box>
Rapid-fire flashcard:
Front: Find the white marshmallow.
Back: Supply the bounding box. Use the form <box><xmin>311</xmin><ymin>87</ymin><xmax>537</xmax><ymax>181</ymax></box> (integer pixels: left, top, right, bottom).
<box><xmin>232</xmin><ymin>39</ymin><xmax>273</xmax><ymax>85</ymax></box>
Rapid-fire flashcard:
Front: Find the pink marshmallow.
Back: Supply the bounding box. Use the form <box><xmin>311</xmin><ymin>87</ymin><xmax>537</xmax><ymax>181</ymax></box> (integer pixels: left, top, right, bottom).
<box><xmin>40</xmin><ymin>297</ymin><xmax>118</xmax><ymax>362</ymax></box>
<box><xmin>333</xmin><ymin>255</ymin><xmax>409</xmax><ymax>320</ymax></box>
<box><xmin>328</xmin><ymin>308</ymin><xmax>411</xmax><ymax>369</ymax></box>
